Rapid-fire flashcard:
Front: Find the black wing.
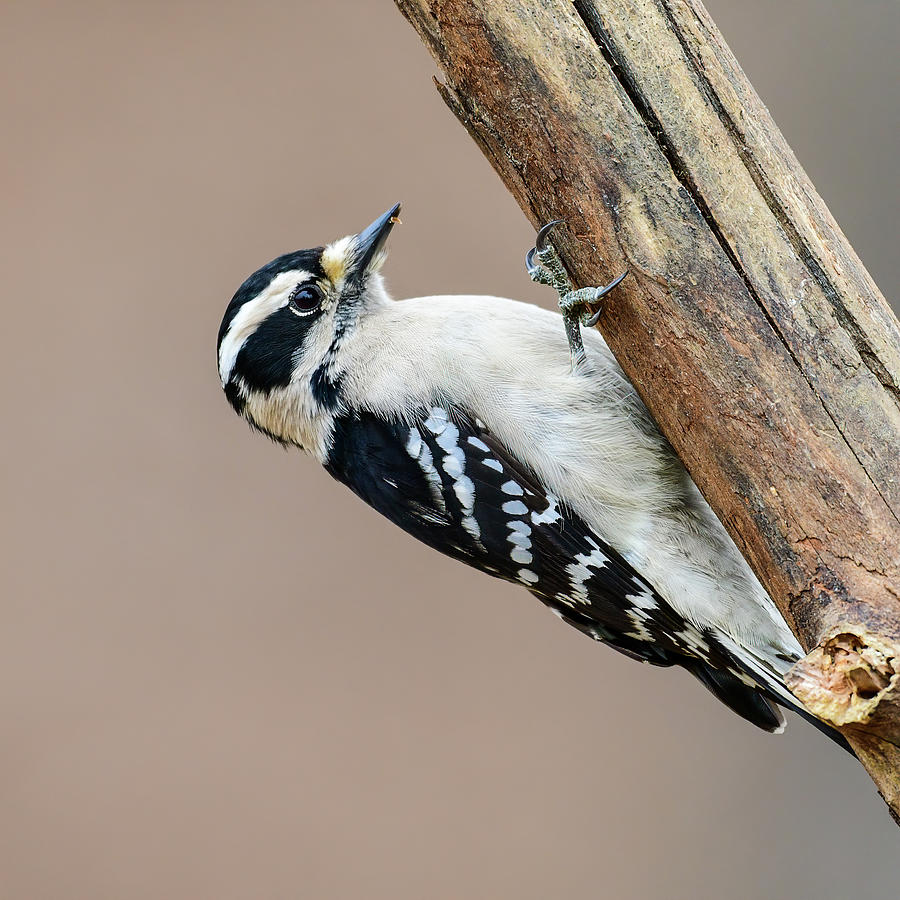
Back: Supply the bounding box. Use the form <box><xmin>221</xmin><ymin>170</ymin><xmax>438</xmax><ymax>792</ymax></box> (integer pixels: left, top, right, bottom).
<box><xmin>324</xmin><ymin>404</ymin><xmax>799</xmax><ymax>735</ymax></box>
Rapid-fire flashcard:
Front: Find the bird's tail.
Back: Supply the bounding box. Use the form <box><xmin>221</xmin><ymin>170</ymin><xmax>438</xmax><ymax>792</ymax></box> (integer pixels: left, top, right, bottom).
<box><xmin>685</xmin><ymin>659</ymin><xmax>786</xmax><ymax>732</ymax></box>
<box><xmin>700</xmin><ymin>637</ymin><xmax>854</xmax><ymax>754</ymax></box>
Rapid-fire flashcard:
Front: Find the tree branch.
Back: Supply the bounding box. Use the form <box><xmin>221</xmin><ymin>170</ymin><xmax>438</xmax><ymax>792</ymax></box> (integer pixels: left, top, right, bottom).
<box><xmin>394</xmin><ymin>0</ymin><xmax>900</xmax><ymax>820</ymax></box>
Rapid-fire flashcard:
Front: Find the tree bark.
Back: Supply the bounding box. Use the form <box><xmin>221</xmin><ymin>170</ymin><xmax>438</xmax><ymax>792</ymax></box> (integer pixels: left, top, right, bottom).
<box><xmin>394</xmin><ymin>0</ymin><xmax>900</xmax><ymax>820</ymax></box>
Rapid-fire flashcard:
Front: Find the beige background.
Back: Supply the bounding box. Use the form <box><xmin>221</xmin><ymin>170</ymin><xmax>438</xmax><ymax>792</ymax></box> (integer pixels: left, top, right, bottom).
<box><xmin>2</xmin><ymin>1</ymin><xmax>898</xmax><ymax>897</ymax></box>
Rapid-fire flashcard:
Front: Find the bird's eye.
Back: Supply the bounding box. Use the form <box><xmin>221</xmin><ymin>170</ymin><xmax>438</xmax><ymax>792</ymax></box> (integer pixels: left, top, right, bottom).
<box><xmin>288</xmin><ymin>283</ymin><xmax>324</xmax><ymax>316</ymax></box>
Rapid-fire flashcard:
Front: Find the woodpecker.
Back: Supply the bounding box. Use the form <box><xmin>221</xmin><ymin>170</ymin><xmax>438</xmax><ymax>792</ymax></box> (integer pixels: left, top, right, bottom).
<box><xmin>217</xmin><ymin>204</ymin><xmax>846</xmax><ymax>748</ymax></box>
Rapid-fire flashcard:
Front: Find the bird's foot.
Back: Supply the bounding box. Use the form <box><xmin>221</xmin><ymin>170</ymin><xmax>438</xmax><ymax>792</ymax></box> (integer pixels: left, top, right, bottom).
<box><xmin>525</xmin><ymin>220</ymin><xmax>571</xmax><ymax>293</ymax></box>
<box><xmin>525</xmin><ymin>220</ymin><xmax>628</xmax><ymax>369</ymax></box>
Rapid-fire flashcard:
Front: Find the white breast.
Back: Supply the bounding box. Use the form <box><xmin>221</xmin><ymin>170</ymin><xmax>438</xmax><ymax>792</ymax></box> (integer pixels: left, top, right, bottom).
<box><xmin>336</xmin><ymin>294</ymin><xmax>801</xmax><ymax>666</ymax></box>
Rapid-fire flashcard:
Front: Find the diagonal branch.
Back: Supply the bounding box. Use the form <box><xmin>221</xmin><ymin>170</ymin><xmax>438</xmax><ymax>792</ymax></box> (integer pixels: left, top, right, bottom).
<box><xmin>394</xmin><ymin>0</ymin><xmax>900</xmax><ymax>821</ymax></box>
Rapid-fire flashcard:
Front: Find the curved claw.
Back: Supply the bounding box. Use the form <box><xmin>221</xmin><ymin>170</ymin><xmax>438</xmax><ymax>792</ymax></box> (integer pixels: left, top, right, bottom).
<box><xmin>595</xmin><ymin>269</ymin><xmax>629</xmax><ymax>300</ymax></box>
<box><xmin>524</xmin><ymin>245</ymin><xmax>539</xmax><ymax>277</ymax></box>
<box><xmin>583</xmin><ymin>270</ymin><xmax>629</xmax><ymax>327</ymax></box>
<box><xmin>535</xmin><ymin>218</ymin><xmax>565</xmax><ymax>253</ymax></box>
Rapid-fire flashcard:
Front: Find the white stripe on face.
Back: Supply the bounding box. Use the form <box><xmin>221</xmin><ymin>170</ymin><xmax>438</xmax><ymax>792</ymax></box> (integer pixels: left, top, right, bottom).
<box><xmin>218</xmin><ymin>269</ymin><xmax>313</xmax><ymax>385</ymax></box>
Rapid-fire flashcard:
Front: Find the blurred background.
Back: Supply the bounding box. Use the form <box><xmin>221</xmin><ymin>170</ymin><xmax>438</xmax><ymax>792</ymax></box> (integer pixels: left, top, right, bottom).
<box><xmin>2</xmin><ymin>1</ymin><xmax>898</xmax><ymax>897</ymax></box>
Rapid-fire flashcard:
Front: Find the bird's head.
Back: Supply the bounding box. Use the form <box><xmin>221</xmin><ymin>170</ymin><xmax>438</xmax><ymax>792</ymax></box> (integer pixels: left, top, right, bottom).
<box><xmin>217</xmin><ymin>203</ymin><xmax>401</xmax><ymax>449</ymax></box>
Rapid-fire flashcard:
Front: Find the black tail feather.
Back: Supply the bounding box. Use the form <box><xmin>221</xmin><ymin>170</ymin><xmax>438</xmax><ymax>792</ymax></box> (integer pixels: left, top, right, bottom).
<box><xmin>770</xmin><ymin>692</ymin><xmax>855</xmax><ymax>755</ymax></box>
<box><xmin>685</xmin><ymin>659</ymin><xmax>785</xmax><ymax>732</ymax></box>
<box><xmin>685</xmin><ymin>658</ymin><xmax>854</xmax><ymax>754</ymax></box>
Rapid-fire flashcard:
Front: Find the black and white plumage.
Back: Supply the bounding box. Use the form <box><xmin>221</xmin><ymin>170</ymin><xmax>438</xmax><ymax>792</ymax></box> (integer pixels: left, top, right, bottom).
<box><xmin>217</xmin><ymin>204</ymin><xmax>846</xmax><ymax>747</ymax></box>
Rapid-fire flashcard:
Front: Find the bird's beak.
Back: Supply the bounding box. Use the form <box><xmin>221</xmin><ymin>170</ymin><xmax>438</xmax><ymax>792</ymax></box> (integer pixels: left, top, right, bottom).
<box><xmin>353</xmin><ymin>203</ymin><xmax>401</xmax><ymax>277</ymax></box>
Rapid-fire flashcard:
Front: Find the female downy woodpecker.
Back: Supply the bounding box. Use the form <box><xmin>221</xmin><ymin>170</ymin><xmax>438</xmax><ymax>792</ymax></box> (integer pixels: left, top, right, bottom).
<box><xmin>217</xmin><ymin>204</ymin><xmax>846</xmax><ymax>747</ymax></box>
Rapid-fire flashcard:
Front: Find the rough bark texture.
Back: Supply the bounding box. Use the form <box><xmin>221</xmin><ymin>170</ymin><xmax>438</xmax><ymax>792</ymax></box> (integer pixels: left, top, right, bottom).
<box><xmin>394</xmin><ymin>0</ymin><xmax>900</xmax><ymax>820</ymax></box>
